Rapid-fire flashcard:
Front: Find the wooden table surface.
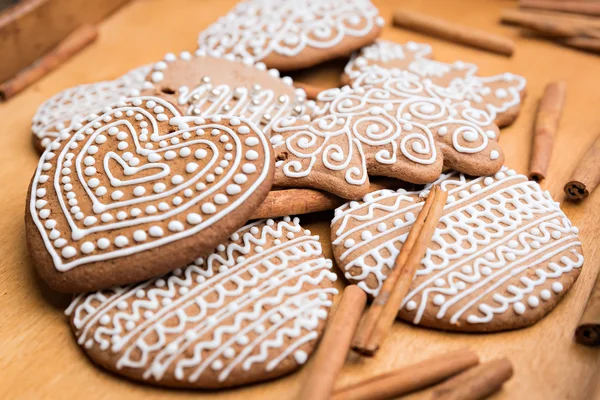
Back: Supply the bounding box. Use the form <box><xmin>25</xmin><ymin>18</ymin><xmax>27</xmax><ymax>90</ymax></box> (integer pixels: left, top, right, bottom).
<box><xmin>1</xmin><ymin>0</ymin><xmax>600</xmax><ymax>399</ymax></box>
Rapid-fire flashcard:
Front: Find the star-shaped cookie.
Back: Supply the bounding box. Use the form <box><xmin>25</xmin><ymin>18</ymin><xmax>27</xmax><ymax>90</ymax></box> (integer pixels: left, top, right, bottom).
<box><xmin>343</xmin><ymin>40</ymin><xmax>527</xmax><ymax>127</ymax></box>
<box><xmin>271</xmin><ymin>75</ymin><xmax>503</xmax><ymax>200</ymax></box>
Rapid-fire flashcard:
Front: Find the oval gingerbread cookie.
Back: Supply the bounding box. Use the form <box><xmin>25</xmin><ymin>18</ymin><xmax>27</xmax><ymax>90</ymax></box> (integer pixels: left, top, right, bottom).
<box><xmin>331</xmin><ymin>167</ymin><xmax>583</xmax><ymax>332</ymax></box>
<box><xmin>66</xmin><ymin>217</ymin><xmax>338</xmax><ymax>388</ymax></box>
<box><xmin>197</xmin><ymin>0</ymin><xmax>384</xmax><ymax>71</ymax></box>
<box><xmin>26</xmin><ymin>96</ymin><xmax>274</xmax><ymax>292</ymax></box>
<box><xmin>31</xmin><ymin>65</ymin><xmax>151</xmax><ymax>153</ymax></box>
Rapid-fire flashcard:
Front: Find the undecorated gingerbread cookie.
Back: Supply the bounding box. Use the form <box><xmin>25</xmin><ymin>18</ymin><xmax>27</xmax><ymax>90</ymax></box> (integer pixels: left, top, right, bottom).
<box><xmin>343</xmin><ymin>40</ymin><xmax>527</xmax><ymax>127</ymax></box>
<box><xmin>197</xmin><ymin>0</ymin><xmax>384</xmax><ymax>71</ymax></box>
<box><xmin>26</xmin><ymin>96</ymin><xmax>273</xmax><ymax>292</ymax></box>
<box><xmin>140</xmin><ymin>50</ymin><xmax>313</xmax><ymax>137</ymax></box>
<box><xmin>31</xmin><ymin>65</ymin><xmax>151</xmax><ymax>153</ymax></box>
<box><xmin>331</xmin><ymin>167</ymin><xmax>583</xmax><ymax>332</ymax></box>
<box><xmin>270</xmin><ymin>81</ymin><xmax>503</xmax><ymax>200</ymax></box>
<box><xmin>65</xmin><ymin>217</ymin><xmax>338</xmax><ymax>388</ymax></box>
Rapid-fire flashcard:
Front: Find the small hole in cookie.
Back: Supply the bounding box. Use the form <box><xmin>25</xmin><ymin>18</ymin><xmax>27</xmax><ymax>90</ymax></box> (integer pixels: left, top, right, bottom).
<box><xmin>276</xmin><ymin>152</ymin><xmax>289</xmax><ymax>162</ymax></box>
<box><xmin>161</xmin><ymin>87</ymin><xmax>175</xmax><ymax>95</ymax></box>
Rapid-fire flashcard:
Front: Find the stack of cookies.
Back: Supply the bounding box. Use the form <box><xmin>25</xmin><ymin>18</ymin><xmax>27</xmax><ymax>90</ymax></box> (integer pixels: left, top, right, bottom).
<box><xmin>25</xmin><ymin>0</ymin><xmax>584</xmax><ymax>390</ymax></box>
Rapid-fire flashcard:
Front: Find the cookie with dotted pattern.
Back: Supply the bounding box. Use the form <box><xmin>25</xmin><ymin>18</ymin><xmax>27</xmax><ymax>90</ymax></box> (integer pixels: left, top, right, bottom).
<box><xmin>331</xmin><ymin>167</ymin><xmax>583</xmax><ymax>332</ymax></box>
<box><xmin>342</xmin><ymin>40</ymin><xmax>527</xmax><ymax>128</ymax></box>
<box><xmin>270</xmin><ymin>80</ymin><xmax>503</xmax><ymax>200</ymax></box>
<box><xmin>197</xmin><ymin>0</ymin><xmax>384</xmax><ymax>71</ymax></box>
<box><xmin>140</xmin><ymin>50</ymin><xmax>314</xmax><ymax>139</ymax></box>
<box><xmin>31</xmin><ymin>65</ymin><xmax>151</xmax><ymax>153</ymax></box>
<box><xmin>26</xmin><ymin>95</ymin><xmax>274</xmax><ymax>292</ymax></box>
<box><xmin>65</xmin><ymin>217</ymin><xmax>338</xmax><ymax>388</ymax></box>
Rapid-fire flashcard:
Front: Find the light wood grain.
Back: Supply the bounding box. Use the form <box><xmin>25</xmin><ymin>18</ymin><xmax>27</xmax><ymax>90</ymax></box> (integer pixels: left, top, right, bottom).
<box><xmin>0</xmin><ymin>0</ymin><xmax>599</xmax><ymax>399</ymax></box>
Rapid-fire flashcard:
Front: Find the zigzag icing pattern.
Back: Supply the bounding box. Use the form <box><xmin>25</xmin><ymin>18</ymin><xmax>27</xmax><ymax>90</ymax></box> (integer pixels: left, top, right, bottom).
<box><xmin>31</xmin><ymin>65</ymin><xmax>151</xmax><ymax>150</ymax></box>
<box><xmin>66</xmin><ymin>218</ymin><xmax>338</xmax><ymax>388</ymax></box>
<box><xmin>331</xmin><ymin>167</ymin><xmax>583</xmax><ymax>331</ymax></box>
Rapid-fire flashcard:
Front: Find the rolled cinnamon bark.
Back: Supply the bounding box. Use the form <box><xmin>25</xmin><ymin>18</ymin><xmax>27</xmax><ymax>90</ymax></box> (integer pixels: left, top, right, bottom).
<box><xmin>501</xmin><ymin>9</ymin><xmax>600</xmax><ymax>38</ymax></box>
<box><xmin>575</xmin><ymin>269</ymin><xmax>600</xmax><ymax>346</ymax></box>
<box><xmin>564</xmin><ymin>133</ymin><xmax>600</xmax><ymax>201</ymax></box>
<box><xmin>529</xmin><ymin>81</ymin><xmax>567</xmax><ymax>182</ymax></box>
<box><xmin>0</xmin><ymin>25</ymin><xmax>98</xmax><ymax>101</ymax></box>
<box><xmin>331</xmin><ymin>349</ymin><xmax>479</xmax><ymax>400</ymax></box>
<box><xmin>430</xmin><ymin>358</ymin><xmax>513</xmax><ymax>400</ymax></box>
<box><xmin>562</xmin><ymin>37</ymin><xmax>600</xmax><ymax>54</ymax></box>
<box><xmin>392</xmin><ymin>10</ymin><xmax>515</xmax><ymax>56</ymax></box>
<box><xmin>520</xmin><ymin>0</ymin><xmax>600</xmax><ymax>17</ymax></box>
<box><xmin>295</xmin><ymin>286</ymin><xmax>367</xmax><ymax>400</ymax></box>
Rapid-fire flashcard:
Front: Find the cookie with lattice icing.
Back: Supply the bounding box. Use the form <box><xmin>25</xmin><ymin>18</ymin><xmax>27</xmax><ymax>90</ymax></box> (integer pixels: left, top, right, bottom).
<box><xmin>197</xmin><ymin>0</ymin><xmax>384</xmax><ymax>71</ymax></box>
<box><xmin>31</xmin><ymin>65</ymin><xmax>151</xmax><ymax>153</ymax></box>
<box><xmin>26</xmin><ymin>96</ymin><xmax>274</xmax><ymax>292</ymax></box>
<box><xmin>270</xmin><ymin>80</ymin><xmax>503</xmax><ymax>200</ymax></box>
<box><xmin>140</xmin><ymin>50</ymin><xmax>314</xmax><ymax>138</ymax></box>
<box><xmin>65</xmin><ymin>217</ymin><xmax>338</xmax><ymax>388</ymax></box>
<box><xmin>331</xmin><ymin>167</ymin><xmax>583</xmax><ymax>332</ymax></box>
<box><xmin>342</xmin><ymin>40</ymin><xmax>527</xmax><ymax>127</ymax></box>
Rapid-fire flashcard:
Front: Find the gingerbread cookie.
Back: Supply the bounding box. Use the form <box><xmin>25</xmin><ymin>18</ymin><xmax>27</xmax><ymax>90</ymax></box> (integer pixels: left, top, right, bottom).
<box><xmin>197</xmin><ymin>0</ymin><xmax>384</xmax><ymax>71</ymax></box>
<box><xmin>31</xmin><ymin>65</ymin><xmax>151</xmax><ymax>153</ymax></box>
<box><xmin>331</xmin><ymin>167</ymin><xmax>583</xmax><ymax>332</ymax></box>
<box><xmin>270</xmin><ymin>81</ymin><xmax>503</xmax><ymax>200</ymax></box>
<box><xmin>140</xmin><ymin>50</ymin><xmax>313</xmax><ymax>138</ymax></box>
<box><xmin>65</xmin><ymin>217</ymin><xmax>338</xmax><ymax>388</ymax></box>
<box><xmin>26</xmin><ymin>96</ymin><xmax>274</xmax><ymax>292</ymax></box>
<box><xmin>343</xmin><ymin>40</ymin><xmax>527</xmax><ymax>127</ymax></box>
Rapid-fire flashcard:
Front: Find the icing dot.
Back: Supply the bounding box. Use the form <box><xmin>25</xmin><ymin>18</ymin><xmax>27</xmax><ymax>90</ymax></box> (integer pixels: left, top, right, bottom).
<box><xmin>344</xmin><ymin>239</ymin><xmax>355</xmax><ymax>248</ymax></box>
<box><xmin>133</xmin><ymin>186</ymin><xmax>145</xmax><ymax>196</ymax></box>
<box><xmin>294</xmin><ymin>350</ymin><xmax>308</xmax><ymax>365</ymax></box>
<box><xmin>61</xmin><ymin>246</ymin><xmax>76</xmax><ymax>258</ymax></box>
<box><xmin>114</xmin><ymin>236</ymin><xmax>129</xmax><ymax>247</ymax></box>
<box><xmin>405</xmin><ymin>300</ymin><xmax>417</xmax><ymax>311</ymax></box>
<box><xmin>245</xmin><ymin>150</ymin><xmax>259</xmax><ymax>160</ymax></box>
<box><xmin>168</xmin><ymin>221</ymin><xmax>184</xmax><ymax>232</ymax></box>
<box><xmin>405</xmin><ymin>211</ymin><xmax>415</xmax><ymax>221</ymax></box>
<box><xmin>187</xmin><ymin>213</ymin><xmax>202</xmax><ymax>225</ymax></box>
<box><xmin>202</xmin><ymin>203</ymin><xmax>217</xmax><ymax>214</ymax></box>
<box><xmin>513</xmin><ymin>302</ymin><xmax>526</xmax><ymax>315</ymax></box>
<box><xmin>490</xmin><ymin>150</ymin><xmax>500</xmax><ymax>160</ymax></box>
<box><xmin>242</xmin><ymin>163</ymin><xmax>257</xmax><ymax>174</ymax></box>
<box><xmin>551</xmin><ymin>231</ymin><xmax>562</xmax><ymax>239</ymax></box>
<box><xmin>99</xmin><ymin>315</ymin><xmax>111</xmax><ymax>325</ymax></box>
<box><xmin>541</xmin><ymin>289</ymin><xmax>552</xmax><ymax>300</ymax></box>
<box><xmin>462</xmin><ymin>130</ymin><xmax>479</xmax><ymax>142</ymax></box>
<box><xmin>154</xmin><ymin>183</ymin><xmax>166</xmax><ymax>193</ymax></box>
<box><xmin>434</xmin><ymin>278</ymin><xmax>445</xmax><ymax>287</ymax></box>
<box><xmin>226</xmin><ymin>184</ymin><xmax>241</xmax><ymax>195</ymax></box>
<box><xmin>528</xmin><ymin>296</ymin><xmax>539</xmax><ymax>308</ymax></box>
<box><xmin>481</xmin><ymin>267</ymin><xmax>492</xmax><ymax>276</ymax></box>
<box><xmin>361</xmin><ymin>231</ymin><xmax>372</xmax><ymax>241</ymax></box>
<box><xmin>133</xmin><ymin>230</ymin><xmax>147</xmax><ymax>242</ymax></box>
<box><xmin>552</xmin><ymin>282</ymin><xmax>563</xmax><ymax>293</ymax></box>
<box><xmin>377</xmin><ymin>223</ymin><xmax>387</xmax><ymax>232</ymax></box>
<box><xmin>214</xmin><ymin>194</ymin><xmax>228</xmax><ymax>205</ymax></box>
<box><xmin>111</xmin><ymin>190</ymin><xmax>124</xmax><ymax>200</ymax></box>
<box><xmin>97</xmin><ymin>238</ymin><xmax>110</xmax><ymax>249</ymax></box>
<box><xmin>186</xmin><ymin>162</ymin><xmax>199</xmax><ymax>173</ymax></box>
<box><xmin>433</xmin><ymin>294</ymin><xmax>445</xmax><ymax>306</ymax></box>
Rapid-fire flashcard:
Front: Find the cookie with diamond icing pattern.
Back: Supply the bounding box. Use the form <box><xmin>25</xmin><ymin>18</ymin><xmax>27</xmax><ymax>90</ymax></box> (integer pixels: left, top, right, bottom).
<box><xmin>31</xmin><ymin>65</ymin><xmax>151</xmax><ymax>153</ymax></box>
<box><xmin>270</xmin><ymin>80</ymin><xmax>503</xmax><ymax>200</ymax></box>
<box><xmin>140</xmin><ymin>50</ymin><xmax>313</xmax><ymax>138</ymax></box>
<box><xmin>197</xmin><ymin>0</ymin><xmax>384</xmax><ymax>71</ymax></box>
<box><xmin>331</xmin><ymin>167</ymin><xmax>583</xmax><ymax>332</ymax></box>
<box><xmin>343</xmin><ymin>40</ymin><xmax>527</xmax><ymax>127</ymax></box>
<box><xmin>26</xmin><ymin>96</ymin><xmax>274</xmax><ymax>292</ymax></box>
<box><xmin>65</xmin><ymin>217</ymin><xmax>338</xmax><ymax>388</ymax></box>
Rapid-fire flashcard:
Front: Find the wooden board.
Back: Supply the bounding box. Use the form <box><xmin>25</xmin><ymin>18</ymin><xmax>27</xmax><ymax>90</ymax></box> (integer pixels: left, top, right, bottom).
<box><xmin>0</xmin><ymin>0</ymin><xmax>599</xmax><ymax>398</ymax></box>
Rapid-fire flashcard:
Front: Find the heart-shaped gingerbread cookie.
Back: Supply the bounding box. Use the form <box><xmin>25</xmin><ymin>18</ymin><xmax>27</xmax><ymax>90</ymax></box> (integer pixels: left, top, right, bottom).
<box><xmin>26</xmin><ymin>96</ymin><xmax>274</xmax><ymax>292</ymax></box>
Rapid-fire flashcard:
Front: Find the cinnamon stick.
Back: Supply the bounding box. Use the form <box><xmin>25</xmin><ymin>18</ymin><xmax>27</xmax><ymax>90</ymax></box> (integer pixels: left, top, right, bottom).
<box><xmin>564</xmin><ymin>133</ymin><xmax>600</xmax><ymax>201</ymax></box>
<box><xmin>294</xmin><ymin>82</ymin><xmax>327</xmax><ymax>100</ymax></box>
<box><xmin>529</xmin><ymin>81</ymin><xmax>567</xmax><ymax>182</ymax></box>
<box><xmin>562</xmin><ymin>37</ymin><xmax>600</xmax><ymax>54</ymax></box>
<box><xmin>0</xmin><ymin>25</ymin><xmax>98</xmax><ymax>101</ymax></box>
<box><xmin>392</xmin><ymin>10</ymin><xmax>515</xmax><ymax>56</ymax></box>
<box><xmin>501</xmin><ymin>9</ymin><xmax>600</xmax><ymax>39</ymax></box>
<box><xmin>352</xmin><ymin>185</ymin><xmax>448</xmax><ymax>356</ymax></box>
<box><xmin>331</xmin><ymin>349</ymin><xmax>479</xmax><ymax>400</ymax></box>
<box><xmin>575</xmin><ymin>268</ymin><xmax>600</xmax><ymax>346</ymax></box>
<box><xmin>520</xmin><ymin>0</ymin><xmax>600</xmax><ymax>17</ymax></box>
<box><xmin>429</xmin><ymin>358</ymin><xmax>514</xmax><ymax>400</ymax></box>
<box><xmin>296</xmin><ymin>285</ymin><xmax>367</xmax><ymax>400</ymax></box>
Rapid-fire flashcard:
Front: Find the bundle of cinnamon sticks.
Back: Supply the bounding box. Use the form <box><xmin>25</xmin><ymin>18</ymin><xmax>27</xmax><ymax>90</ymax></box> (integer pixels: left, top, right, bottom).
<box><xmin>296</xmin><ymin>186</ymin><xmax>514</xmax><ymax>400</ymax></box>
